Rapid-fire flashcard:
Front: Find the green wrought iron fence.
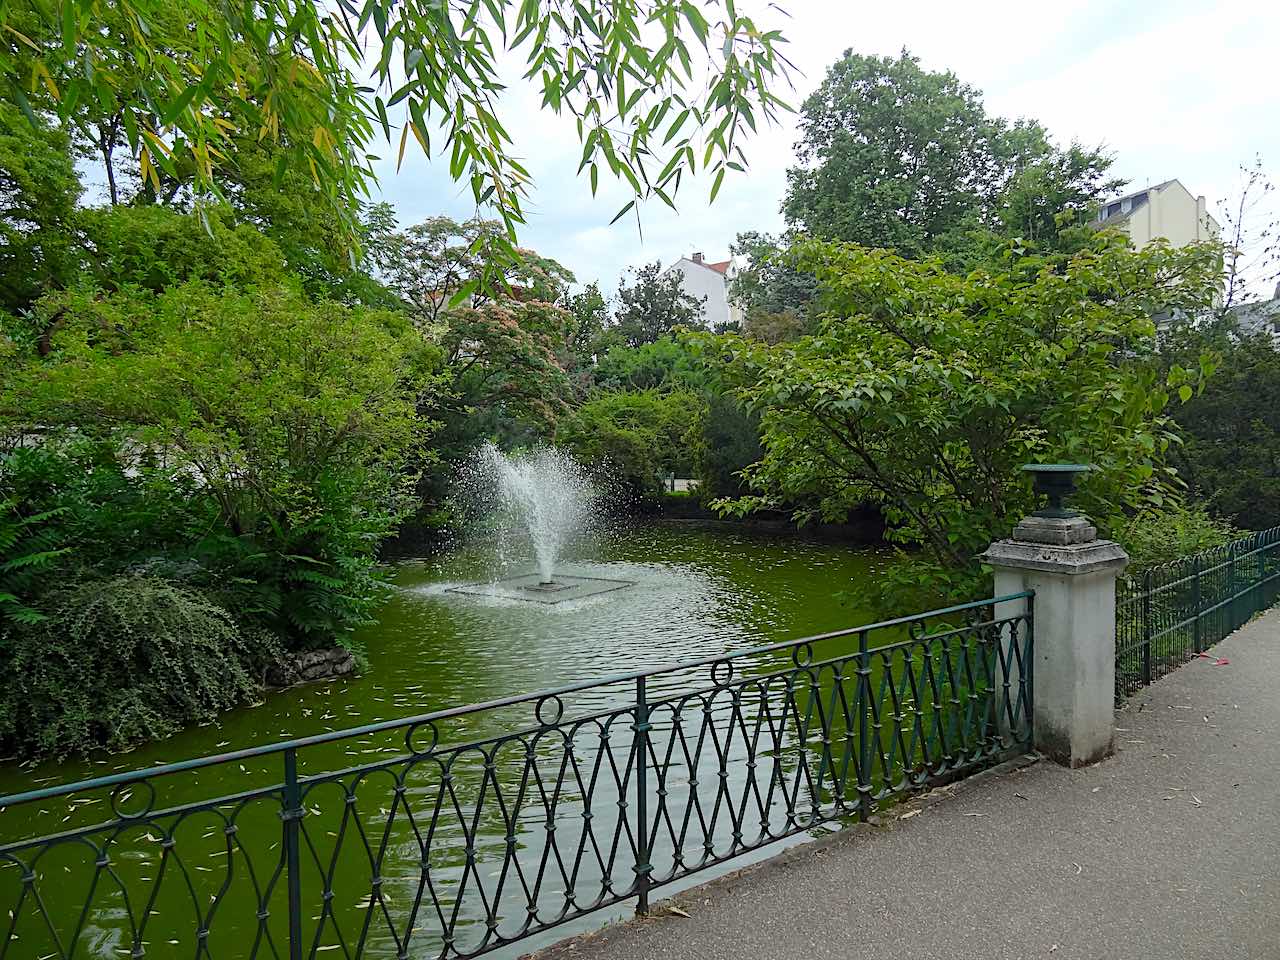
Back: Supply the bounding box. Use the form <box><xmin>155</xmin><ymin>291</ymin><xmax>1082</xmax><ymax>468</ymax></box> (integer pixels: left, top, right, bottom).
<box><xmin>1116</xmin><ymin>526</ymin><xmax>1280</xmax><ymax>700</ymax></box>
<box><xmin>0</xmin><ymin>594</ymin><xmax>1033</xmax><ymax>960</ymax></box>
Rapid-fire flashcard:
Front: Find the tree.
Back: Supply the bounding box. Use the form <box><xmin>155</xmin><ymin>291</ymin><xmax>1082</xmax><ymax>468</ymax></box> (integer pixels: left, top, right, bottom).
<box><xmin>383</xmin><ymin>216</ymin><xmax>574</xmax><ymax>326</ymax></box>
<box><xmin>1218</xmin><ymin>156</ymin><xmax>1279</xmax><ymax>315</ymax></box>
<box><xmin>8</xmin><ymin>280</ymin><xmax>439</xmax><ymax>646</ymax></box>
<box><xmin>782</xmin><ymin>50</ymin><xmax>1119</xmax><ymax>263</ymax></box>
<box><xmin>0</xmin><ymin>101</ymin><xmax>81</xmax><ymax>312</ymax></box>
<box><xmin>694</xmin><ymin>234</ymin><xmax>1223</xmax><ymax>598</ymax></box>
<box><xmin>612</xmin><ymin>260</ymin><xmax>706</xmax><ymax>347</ymax></box>
<box><xmin>729</xmin><ymin>229</ymin><xmax>818</xmax><ymax>325</ymax></box>
<box><xmin>1161</xmin><ymin>325</ymin><xmax>1280</xmax><ymax>529</ymax></box>
<box><xmin>593</xmin><ymin>337</ymin><xmax>708</xmax><ymax>392</ymax></box>
<box><xmin>563</xmin><ymin>281</ymin><xmax>610</xmax><ymax>393</ymax></box>
<box><xmin>3</xmin><ymin>0</ymin><xmax>792</xmax><ymax>248</ymax></box>
<box><xmin>694</xmin><ymin>394</ymin><xmax>762</xmax><ymax>500</ymax></box>
<box><xmin>556</xmin><ymin>389</ymin><xmax>703</xmax><ymax>501</ymax></box>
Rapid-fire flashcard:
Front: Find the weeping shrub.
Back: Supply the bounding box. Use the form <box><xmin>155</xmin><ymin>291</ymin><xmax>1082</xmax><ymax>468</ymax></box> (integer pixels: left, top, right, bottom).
<box><xmin>0</xmin><ymin>575</ymin><xmax>281</xmax><ymax>759</ymax></box>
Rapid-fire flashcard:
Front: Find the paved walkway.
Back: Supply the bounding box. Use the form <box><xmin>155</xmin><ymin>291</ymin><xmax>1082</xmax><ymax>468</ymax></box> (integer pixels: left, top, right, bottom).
<box><xmin>536</xmin><ymin>610</ymin><xmax>1280</xmax><ymax>960</ymax></box>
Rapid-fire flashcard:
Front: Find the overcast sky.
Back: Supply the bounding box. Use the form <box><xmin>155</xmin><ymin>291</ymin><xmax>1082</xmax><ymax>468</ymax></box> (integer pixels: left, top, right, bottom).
<box><xmin>371</xmin><ymin>0</ymin><xmax>1280</xmax><ymax>297</ymax></box>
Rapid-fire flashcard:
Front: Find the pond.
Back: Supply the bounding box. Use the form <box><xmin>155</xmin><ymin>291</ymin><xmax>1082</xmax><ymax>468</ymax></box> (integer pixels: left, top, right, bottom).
<box><xmin>0</xmin><ymin>522</ymin><xmax>910</xmax><ymax>960</ymax></box>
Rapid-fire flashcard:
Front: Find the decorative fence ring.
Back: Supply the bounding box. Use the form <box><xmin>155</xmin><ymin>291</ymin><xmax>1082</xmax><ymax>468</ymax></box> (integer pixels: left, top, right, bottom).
<box><xmin>110</xmin><ymin>780</ymin><xmax>157</xmax><ymax>820</ymax></box>
<box><xmin>535</xmin><ymin>694</ymin><xmax>564</xmax><ymax>727</ymax></box>
<box><xmin>791</xmin><ymin>642</ymin><xmax>814</xmax><ymax>667</ymax></box>
<box><xmin>908</xmin><ymin>620</ymin><xmax>929</xmax><ymax>640</ymax></box>
<box><xmin>710</xmin><ymin>659</ymin><xmax>735</xmax><ymax>687</ymax></box>
<box><xmin>405</xmin><ymin>720</ymin><xmax>439</xmax><ymax>756</ymax></box>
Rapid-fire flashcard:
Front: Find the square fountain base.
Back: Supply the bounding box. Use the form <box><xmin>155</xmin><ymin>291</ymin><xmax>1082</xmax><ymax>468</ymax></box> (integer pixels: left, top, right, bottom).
<box><xmin>446</xmin><ymin>572</ymin><xmax>635</xmax><ymax>604</ymax></box>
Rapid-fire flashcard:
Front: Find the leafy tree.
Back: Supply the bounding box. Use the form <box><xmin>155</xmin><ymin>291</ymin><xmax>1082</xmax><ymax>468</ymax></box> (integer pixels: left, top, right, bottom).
<box><xmin>557</xmin><ymin>389</ymin><xmax>703</xmax><ymax>501</ymax></box>
<box><xmin>1162</xmin><ymin>326</ymin><xmax>1280</xmax><ymax>529</ymax></box>
<box><xmin>695</xmin><ymin>234</ymin><xmax>1223</xmax><ymax>599</ymax></box>
<box><xmin>78</xmin><ymin>204</ymin><xmax>288</xmax><ymax>294</ymax></box>
<box><xmin>1115</xmin><ymin>501</ymin><xmax>1238</xmax><ymax>573</ymax></box>
<box><xmin>783</xmin><ymin>49</ymin><xmax>1119</xmax><ymax>263</ymax></box>
<box><xmin>4</xmin><ymin>0</ymin><xmax>792</xmax><ymax>247</ymax></box>
<box><xmin>612</xmin><ymin>260</ymin><xmax>706</xmax><ymax>347</ymax></box>
<box><xmin>729</xmin><ymin>229</ymin><xmax>818</xmax><ymax>321</ymax></box>
<box><xmin>563</xmin><ymin>281</ymin><xmax>611</xmax><ymax>393</ymax></box>
<box><xmin>0</xmin><ymin>101</ymin><xmax>81</xmax><ymax>312</ymax></box>
<box><xmin>693</xmin><ymin>394</ymin><xmax>762</xmax><ymax>500</ymax></box>
<box><xmin>383</xmin><ymin>216</ymin><xmax>575</xmax><ymax>325</ymax></box>
<box><xmin>436</xmin><ymin>299</ymin><xmax>575</xmax><ymax>438</ymax></box>
<box><xmin>8</xmin><ymin>280</ymin><xmax>439</xmax><ymax>646</ymax></box>
<box><xmin>593</xmin><ymin>337</ymin><xmax>709</xmax><ymax>392</ymax></box>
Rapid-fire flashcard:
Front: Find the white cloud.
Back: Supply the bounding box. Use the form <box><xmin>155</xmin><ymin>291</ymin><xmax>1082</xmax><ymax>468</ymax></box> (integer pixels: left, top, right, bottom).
<box><xmin>371</xmin><ymin>0</ymin><xmax>1280</xmax><ymax>297</ymax></box>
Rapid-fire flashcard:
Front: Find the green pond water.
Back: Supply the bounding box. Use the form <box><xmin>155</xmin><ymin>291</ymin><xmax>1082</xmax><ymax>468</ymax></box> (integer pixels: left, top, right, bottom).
<box><xmin>0</xmin><ymin>523</ymin><xmax>906</xmax><ymax>959</ymax></box>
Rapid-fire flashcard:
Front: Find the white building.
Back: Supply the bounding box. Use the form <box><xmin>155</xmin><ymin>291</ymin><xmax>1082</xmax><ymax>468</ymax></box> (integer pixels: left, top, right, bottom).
<box><xmin>1094</xmin><ymin>179</ymin><xmax>1221</xmax><ymax>248</ymax></box>
<box><xmin>664</xmin><ymin>252</ymin><xmax>744</xmax><ymax>330</ymax></box>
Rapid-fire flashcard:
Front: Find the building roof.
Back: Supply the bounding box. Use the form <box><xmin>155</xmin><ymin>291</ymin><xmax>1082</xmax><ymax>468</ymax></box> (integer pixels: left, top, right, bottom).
<box><xmin>668</xmin><ymin>254</ymin><xmax>733</xmax><ymax>276</ymax></box>
<box><xmin>1108</xmin><ymin>179</ymin><xmax>1177</xmax><ymax>206</ymax></box>
<box><xmin>1231</xmin><ymin>288</ymin><xmax>1280</xmax><ymax>337</ymax></box>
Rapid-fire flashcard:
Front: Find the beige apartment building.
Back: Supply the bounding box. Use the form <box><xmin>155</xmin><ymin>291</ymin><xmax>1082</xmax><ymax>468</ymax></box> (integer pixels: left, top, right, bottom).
<box><xmin>1094</xmin><ymin>178</ymin><xmax>1221</xmax><ymax>247</ymax></box>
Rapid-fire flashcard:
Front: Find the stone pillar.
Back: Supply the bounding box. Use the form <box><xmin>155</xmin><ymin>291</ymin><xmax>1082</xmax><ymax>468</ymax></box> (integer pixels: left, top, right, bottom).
<box><xmin>981</xmin><ymin>514</ymin><xmax>1128</xmax><ymax>768</ymax></box>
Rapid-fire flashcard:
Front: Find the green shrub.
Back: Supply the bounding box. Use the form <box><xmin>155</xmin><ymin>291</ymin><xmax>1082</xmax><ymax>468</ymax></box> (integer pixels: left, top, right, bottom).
<box><xmin>8</xmin><ymin>282</ymin><xmax>438</xmax><ymax>649</ymax></box>
<box><xmin>0</xmin><ymin>575</ymin><xmax>281</xmax><ymax>759</ymax></box>
<box><xmin>557</xmin><ymin>390</ymin><xmax>703</xmax><ymax>502</ymax></box>
<box><xmin>1112</xmin><ymin>502</ymin><xmax>1238</xmax><ymax>572</ymax></box>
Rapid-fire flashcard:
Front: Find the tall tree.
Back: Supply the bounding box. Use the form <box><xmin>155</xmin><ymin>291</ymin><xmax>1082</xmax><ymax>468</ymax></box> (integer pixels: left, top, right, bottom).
<box><xmin>612</xmin><ymin>260</ymin><xmax>705</xmax><ymax>347</ymax></box>
<box><xmin>783</xmin><ymin>49</ymin><xmax>1118</xmax><ymax>262</ymax></box>
<box><xmin>696</xmin><ymin>233</ymin><xmax>1223</xmax><ymax>599</ymax></box>
<box><xmin>1161</xmin><ymin>322</ymin><xmax>1280</xmax><ymax>529</ymax></box>
<box><xmin>3</xmin><ymin>0</ymin><xmax>792</xmax><ymax>251</ymax></box>
<box><xmin>0</xmin><ymin>101</ymin><xmax>80</xmax><ymax>313</ymax></box>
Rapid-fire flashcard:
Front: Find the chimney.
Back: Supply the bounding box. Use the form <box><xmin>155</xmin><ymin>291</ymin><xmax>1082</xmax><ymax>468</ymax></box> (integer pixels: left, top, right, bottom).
<box><xmin>691</xmin><ymin>252</ymin><xmax>704</xmax><ymax>263</ymax></box>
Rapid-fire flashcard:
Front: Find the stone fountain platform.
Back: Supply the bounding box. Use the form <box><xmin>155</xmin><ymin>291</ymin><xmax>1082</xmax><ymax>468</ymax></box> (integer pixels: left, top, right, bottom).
<box><xmin>446</xmin><ymin>572</ymin><xmax>635</xmax><ymax>605</ymax></box>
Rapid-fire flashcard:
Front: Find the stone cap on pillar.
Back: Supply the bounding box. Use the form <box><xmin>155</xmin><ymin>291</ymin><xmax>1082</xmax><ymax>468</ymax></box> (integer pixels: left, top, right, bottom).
<box><xmin>982</xmin><ymin>512</ymin><xmax>1128</xmax><ymax>575</ymax></box>
<box><xmin>981</xmin><ymin>536</ymin><xmax>1129</xmax><ymax>576</ymax></box>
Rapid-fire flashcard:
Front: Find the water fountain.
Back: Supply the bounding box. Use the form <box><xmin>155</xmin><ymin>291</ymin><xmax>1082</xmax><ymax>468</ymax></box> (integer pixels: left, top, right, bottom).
<box><xmin>447</xmin><ymin>443</ymin><xmax>634</xmax><ymax>604</ymax></box>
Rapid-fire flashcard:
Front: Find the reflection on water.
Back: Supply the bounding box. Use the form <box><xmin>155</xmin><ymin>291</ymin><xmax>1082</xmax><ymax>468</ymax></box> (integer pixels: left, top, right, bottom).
<box><xmin>0</xmin><ymin>524</ymin><xmax>894</xmax><ymax>959</ymax></box>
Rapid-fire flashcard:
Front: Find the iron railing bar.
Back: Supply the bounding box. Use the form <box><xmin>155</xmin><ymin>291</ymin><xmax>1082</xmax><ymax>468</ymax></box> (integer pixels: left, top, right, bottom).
<box><xmin>0</xmin><ymin>785</ymin><xmax>286</xmax><ymax>856</ymax></box>
<box><xmin>0</xmin><ymin>594</ymin><xmax>1038</xmax><ymax>809</ymax></box>
<box><xmin>278</xmin><ymin>617</ymin><xmax>1035</xmax><ymax>801</ymax></box>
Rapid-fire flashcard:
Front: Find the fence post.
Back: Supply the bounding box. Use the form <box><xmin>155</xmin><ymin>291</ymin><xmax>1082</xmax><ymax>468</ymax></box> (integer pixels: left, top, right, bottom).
<box><xmin>1141</xmin><ymin>569</ymin><xmax>1152</xmax><ymax>686</ymax></box>
<box><xmin>856</xmin><ymin>629</ymin><xmax>872</xmax><ymax>820</ymax></box>
<box><xmin>1192</xmin><ymin>555</ymin><xmax>1203</xmax><ymax>654</ymax></box>
<box><xmin>981</xmin><ymin>510</ymin><xmax>1128</xmax><ymax>767</ymax></box>
<box><xmin>1256</xmin><ymin>535</ymin><xmax>1266</xmax><ymax>616</ymax></box>
<box><xmin>1228</xmin><ymin>542</ymin><xmax>1238</xmax><ymax>631</ymax></box>
<box><xmin>632</xmin><ymin>677</ymin><xmax>652</xmax><ymax>917</ymax></box>
<box><xmin>282</xmin><ymin>748</ymin><xmax>304</xmax><ymax>960</ymax></box>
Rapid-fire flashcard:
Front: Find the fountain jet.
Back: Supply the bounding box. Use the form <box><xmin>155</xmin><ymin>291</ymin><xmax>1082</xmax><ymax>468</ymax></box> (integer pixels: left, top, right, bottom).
<box><xmin>480</xmin><ymin>442</ymin><xmax>594</xmax><ymax>585</ymax></box>
<box><xmin>446</xmin><ymin>443</ymin><xmax>634</xmax><ymax>604</ymax></box>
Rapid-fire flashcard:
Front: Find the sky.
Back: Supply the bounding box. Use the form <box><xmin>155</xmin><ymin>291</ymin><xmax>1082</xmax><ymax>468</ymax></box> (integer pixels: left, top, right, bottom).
<box><xmin>371</xmin><ymin>0</ymin><xmax>1280</xmax><ymax>298</ymax></box>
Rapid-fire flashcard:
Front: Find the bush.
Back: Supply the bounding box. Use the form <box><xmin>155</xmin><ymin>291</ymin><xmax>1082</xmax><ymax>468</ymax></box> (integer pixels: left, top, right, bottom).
<box><xmin>1111</xmin><ymin>502</ymin><xmax>1238</xmax><ymax>572</ymax></box>
<box><xmin>1163</xmin><ymin>330</ymin><xmax>1280</xmax><ymax>530</ymax></box>
<box><xmin>7</xmin><ymin>282</ymin><xmax>438</xmax><ymax>648</ymax></box>
<box><xmin>557</xmin><ymin>390</ymin><xmax>703</xmax><ymax>502</ymax></box>
<box><xmin>0</xmin><ymin>575</ymin><xmax>281</xmax><ymax>759</ymax></box>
